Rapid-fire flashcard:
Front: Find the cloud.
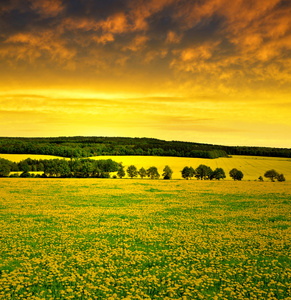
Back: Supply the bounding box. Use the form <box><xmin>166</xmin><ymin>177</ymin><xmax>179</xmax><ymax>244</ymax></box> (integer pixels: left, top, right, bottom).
<box><xmin>123</xmin><ymin>35</ymin><xmax>149</xmax><ymax>51</ymax></box>
<box><xmin>92</xmin><ymin>33</ymin><xmax>115</xmax><ymax>45</ymax></box>
<box><xmin>128</xmin><ymin>0</ymin><xmax>176</xmax><ymax>31</ymax></box>
<box><xmin>2</xmin><ymin>30</ymin><xmax>76</xmax><ymax>66</ymax></box>
<box><xmin>30</xmin><ymin>0</ymin><xmax>64</xmax><ymax>17</ymax></box>
<box><xmin>166</xmin><ymin>31</ymin><xmax>182</xmax><ymax>44</ymax></box>
<box><xmin>0</xmin><ymin>0</ymin><xmax>291</xmax><ymax>95</ymax></box>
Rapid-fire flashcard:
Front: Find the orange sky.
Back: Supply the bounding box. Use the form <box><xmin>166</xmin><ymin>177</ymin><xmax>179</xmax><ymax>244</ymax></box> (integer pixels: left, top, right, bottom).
<box><xmin>0</xmin><ymin>0</ymin><xmax>291</xmax><ymax>147</ymax></box>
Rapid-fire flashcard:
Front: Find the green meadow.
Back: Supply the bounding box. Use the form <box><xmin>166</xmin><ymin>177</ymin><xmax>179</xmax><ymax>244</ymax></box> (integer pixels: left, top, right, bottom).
<box><xmin>0</xmin><ymin>179</ymin><xmax>291</xmax><ymax>299</ymax></box>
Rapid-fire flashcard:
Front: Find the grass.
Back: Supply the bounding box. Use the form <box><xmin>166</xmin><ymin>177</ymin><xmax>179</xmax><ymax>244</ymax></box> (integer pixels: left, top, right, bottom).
<box><xmin>0</xmin><ymin>179</ymin><xmax>291</xmax><ymax>299</ymax></box>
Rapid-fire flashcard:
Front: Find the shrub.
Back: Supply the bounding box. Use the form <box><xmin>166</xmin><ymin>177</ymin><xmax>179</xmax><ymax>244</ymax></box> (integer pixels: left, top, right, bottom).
<box><xmin>277</xmin><ymin>174</ymin><xmax>286</xmax><ymax>182</ymax></box>
<box><xmin>9</xmin><ymin>173</ymin><xmax>19</xmax><ymax>178</ymax></box>
<box><xmin>20</xmin><ymin>171</ymin><xmax>31</xmax><ymax>178</ymax></box>
<box><xmin>99</xmin><ymin>172</ymin><xmax>110</xmax><ymax>178</ymax></box>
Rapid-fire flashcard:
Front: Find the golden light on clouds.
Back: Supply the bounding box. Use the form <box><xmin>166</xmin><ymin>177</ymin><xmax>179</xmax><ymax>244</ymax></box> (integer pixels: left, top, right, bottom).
<box><xmin>0</xmin><ymin>0</ymin><xmax>291</xmax><ymax>147</ymax></box>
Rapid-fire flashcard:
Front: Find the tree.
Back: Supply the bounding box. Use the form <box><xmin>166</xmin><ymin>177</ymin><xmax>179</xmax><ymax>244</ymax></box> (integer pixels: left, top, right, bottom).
<box><xmin>211</xmin><ymin>168</ymin><xmax>226</xmax><ymax>180</ymax></box>
<box><xmin>264</xmin><ymin>169</ymin><xmax>279</xmax><ymax>182</ymax></box>
<box><xmin>162</xmin><ymin>165</ymin><xmax>173</xmax><ymax>179</ymax></box>
<box><xmin>181</xmin><ymin>166</ymin><xmax>190</xmax><ymax>179</ymax></box>
<box><xmin>117</xmin><ymin>165</ymin><xmax>125</xmax><ymax>178</ymax></box>
<box><xmin>20</xmin><ymin>171</ymin><xmax>31</xmax><ymax>178</ymax></box>
<box><xmin>189</xmin><ymin>167</ymin><xmax>195</xmax><ymax>179</ymax></box>
<box><xmin>0</xmin><ymin>159</ymin><xmax>11</xmax><ymax>177</ymax></box>
<box><xmin>92</xmin><ymin>166</ymin><xmax>101</xmax><ymax>178</ymax></box>
<box><xmin>44</xmin><ymin>160</ymin><xmax>59</xmax><ymax>177</ymax></box>
<box><xmin>181</xmin><ymin>166</ymin><xmax>195</xmax><ymax>179</ymax></box>
<box><xmin>258</xmin><ymin>176</ymin><xmax>264</xmax><ymax>182</ymax></box>
<box><xmin>138</xmin><ymin>167</ymin><xmax>147</xmax><ymax>179</ymax></box>
<box><xmin>277</xmin><ymin>174</ymin><xmax>286</xmax><ymax>182</ymax></box>
<box><xmin>21</xmin><ymin>162</ymin><xmax>30</xmax><ymax>173</ymax></box>
<box><xmin>127</xmin><ymin>165</ymin><xmax>138</xmax><ymax>178</ymax></box>
<box><xmin>147</xmin><ymin>166</ymin><xmax>160</xmax><ymax>179</ymax></box>
<box><xmin>79</xmin><ymin>160</ymin><xmax>93</xmax><ymax>177</ymax></box>
<box><xmin>195</xmin><ymin>164</ymin><xmax>213</xmax><ymax>180</ymax></box>
<box><xmin>57</xmin><ymin>160</ymin><xmax>71</xmax><ymax>177</ymax></box>
<box><xmin>229</xmin><ymin>168</ymin><xmax>244</xmax><ymax>181</ymax></box>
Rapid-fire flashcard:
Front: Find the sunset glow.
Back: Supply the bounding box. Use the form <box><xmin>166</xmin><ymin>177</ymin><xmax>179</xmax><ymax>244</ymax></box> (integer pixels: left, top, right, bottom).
<box><xmin>1</xmin><ymin>0</ymin><xmax>291</xmax><ymax>147</ymax></box>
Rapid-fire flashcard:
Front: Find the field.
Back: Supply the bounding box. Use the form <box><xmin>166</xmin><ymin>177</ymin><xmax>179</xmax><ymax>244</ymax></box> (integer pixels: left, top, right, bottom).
<box><xmin>1</xmin><ymin>154</ymin><xmax>291</xmax><ymax>181</ymax></box>
<box><xmin>0</xmin><ymin>179</ymin><xmax>291</xmax><ymax>299</ymax></box>
<box><xmin>0</xmin><ymin>154</ymin><xmax>67</xmax><ymax>162</ymax></box>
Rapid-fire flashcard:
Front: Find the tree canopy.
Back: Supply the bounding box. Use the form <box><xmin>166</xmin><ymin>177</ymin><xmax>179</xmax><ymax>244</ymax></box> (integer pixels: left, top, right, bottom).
<box><xmin>127</xmin><ymin>165</ymin><xmax>138</xmax><ymax>178</ymax></box>
<box><xmin>195</xmin><ymin>165</ymin><xmax>213</xmax><ymax>180</ymax></box>
<box><xmin>162</xmin><ymin>165</ymin><xmax>173</xmax><ymax>179</ymax></box>
<box><xmin>264</xmin><ymin>169</ymin><xmax>286</xmax><ymax>182</ymax></box>
<box><xmin>117</xmin><ymin>165</ymin><xmax>125</xmax><ymax>179</ymax></box>
<box><xmin>181</xmin><ymin>166</ymin><xmax>195</xmax><ymax>180</ymax></box>
<box><xmin>146</xmin><ymin>167</ymin><xmax>160</xmax><ymax>179</ymax></box>
<box><xmin>264</xmin><ymin>169</ymin><xmax>279</xmax><ymax>182</ymax></box>
<box><xmin>229</xmin><ymin>168</ymin><xmax>244</xmax><ymax>181</ymax></box>
<box><xmin>211</xmin><ymin>168</ymin><xmax>226</xmax><ymax>180</ymax></box>
<box><xmin>138</xmin><ymin>167</ymin><xmax>147</xmax><ymax>179</ymax></box>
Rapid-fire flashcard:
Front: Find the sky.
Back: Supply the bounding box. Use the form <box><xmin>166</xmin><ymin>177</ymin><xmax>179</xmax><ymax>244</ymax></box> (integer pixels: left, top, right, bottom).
<box><xmin>0</xmin><ymin>0</ymin><xmax>291</xmax><ymax>148</ymax></box>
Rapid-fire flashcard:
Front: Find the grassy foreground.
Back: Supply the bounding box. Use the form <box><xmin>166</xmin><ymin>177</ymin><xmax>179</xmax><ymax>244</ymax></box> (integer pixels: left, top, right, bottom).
<box><xmin>0</xmin><ymin>179</ymin><xmax>291</xmax><ymax>300</ymax></box>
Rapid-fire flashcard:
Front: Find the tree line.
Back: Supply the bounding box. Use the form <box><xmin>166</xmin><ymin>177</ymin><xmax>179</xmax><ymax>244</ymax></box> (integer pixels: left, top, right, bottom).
<box><xmin>0</xmin><ymin>158</ymin><xmax>119</xmax><ymax>178</ymax></box>
<box><xmin>115</xmin><ymin>165</ymin><xmax>171</xmax><ymax>180</ymax></box>
<box><xmin>1</xmin><ymin>137</ymin><xmax>290</xmax><ymax>159</ymax></box>
<box><xmin>0</xmin><ymin>157</ymin><xmax>286</xmax><ymax>181</ymax></box>
<box><xmin>180</xmin><ymin>165</ymin><xmax>244</xmax><ymax>180</ymax></box>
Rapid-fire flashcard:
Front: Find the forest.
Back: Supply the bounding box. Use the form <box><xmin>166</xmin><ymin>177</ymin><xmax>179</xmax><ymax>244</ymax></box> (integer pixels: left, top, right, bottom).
<box><xmin>0</xmin><ymin>136</ymin><xmax>290</xmax><ymax>159</ymax></box>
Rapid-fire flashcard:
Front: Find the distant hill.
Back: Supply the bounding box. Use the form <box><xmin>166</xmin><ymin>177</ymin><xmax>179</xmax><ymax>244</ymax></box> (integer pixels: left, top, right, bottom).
<box><xmin>0</xmin><ymin>136</ymin><xmax>290</xmax><ymax>159</ymax></box>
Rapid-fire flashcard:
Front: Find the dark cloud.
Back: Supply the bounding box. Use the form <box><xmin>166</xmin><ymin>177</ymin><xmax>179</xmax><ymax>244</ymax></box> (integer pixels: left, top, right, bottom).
<box><xmin>0</xmin><ymin>0</ymin><xmax>291</xmax><ymax>91</ymax></box>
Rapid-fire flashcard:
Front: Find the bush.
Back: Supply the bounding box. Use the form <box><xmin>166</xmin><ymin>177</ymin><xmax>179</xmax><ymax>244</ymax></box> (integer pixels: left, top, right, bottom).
<box><xmin>99</xmin><ymin>172</ymin><xmax>110</xmax><ymax>178</ymax></box>
<box><xmin>9</xmin><ymin>173</ymin><xmax>19</xmax><ymax>178</ymax></box>
<box><xmin>277</xmin><ymin>174</ymin><xmax>286</xmax><ymax>182</ymax></box>
<box><xmin>20</xmin><ymin>171</ymin><xmax>31</xmax><ymax>178</ymax></box>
